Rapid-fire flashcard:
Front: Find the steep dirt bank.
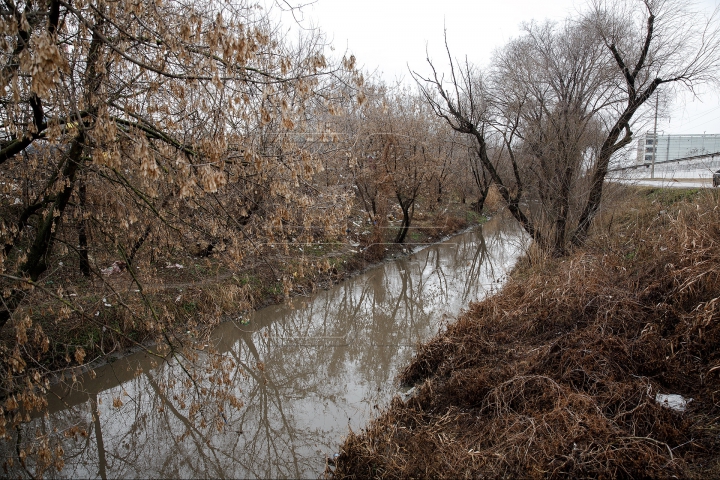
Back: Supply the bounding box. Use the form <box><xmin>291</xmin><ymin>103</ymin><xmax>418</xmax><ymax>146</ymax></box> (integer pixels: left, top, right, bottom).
<box><xmin>333</xmin><ymin>187</ymin><xmax>720</xmax><ymax>478</ymax></box>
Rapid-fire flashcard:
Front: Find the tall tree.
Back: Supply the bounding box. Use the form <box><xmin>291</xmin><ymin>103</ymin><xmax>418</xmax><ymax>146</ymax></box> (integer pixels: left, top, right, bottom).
<box><xmin>572</xmin><ymin>0</ymin><xmax>720</xmax><ymax>245</ymax></box>
<box><xmin>493</xmin><ymin>19</ymin><xmax>615</xmax><ymax>255</ymax></box>
<box><xmin>415</xmin><ymin>0</ymin><xmax>720</xmax><ymax>255</ymax></box>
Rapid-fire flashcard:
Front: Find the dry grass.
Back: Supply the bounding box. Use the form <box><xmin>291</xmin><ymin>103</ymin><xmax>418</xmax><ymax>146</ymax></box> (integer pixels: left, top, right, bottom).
<box><xmin>483</xmin><ymin>184</ymin><xmax>505</xmax><ymax>214</ymax></box>
<box><xmin>333</xmin><ymin>187</ymin><xmax>720</xmax><ymax>479</ymax></box>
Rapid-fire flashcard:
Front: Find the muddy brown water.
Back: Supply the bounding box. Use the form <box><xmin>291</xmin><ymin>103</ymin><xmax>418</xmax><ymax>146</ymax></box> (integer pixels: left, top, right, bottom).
<box><xmin>12</xmin><ymin>217</ymin><xmax>526</xmax><ymax>479</ymax></box>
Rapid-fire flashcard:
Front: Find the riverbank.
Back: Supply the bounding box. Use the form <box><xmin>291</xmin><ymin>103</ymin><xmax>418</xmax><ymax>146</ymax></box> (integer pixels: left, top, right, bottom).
<box><xmin>1</xmin><ymin>202</ymin><xmax>484</xmax><ymax>380</ymax></box>
<box><xmin>333</xmin><ymin>186</ymin><xmax>720</xmax><ymax>478</ymax></box>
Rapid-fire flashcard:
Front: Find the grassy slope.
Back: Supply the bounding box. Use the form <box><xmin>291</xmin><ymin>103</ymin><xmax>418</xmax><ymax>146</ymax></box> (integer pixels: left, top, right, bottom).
<box><xmin>333</xmin><ymin>187</ymin><xmax>720</xmax><ymax>479</ymax></box>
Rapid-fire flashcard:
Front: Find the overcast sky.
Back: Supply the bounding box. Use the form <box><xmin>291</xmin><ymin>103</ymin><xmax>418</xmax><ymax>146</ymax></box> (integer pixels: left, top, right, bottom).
<box><xmin>277</xmin><ymin>0</ymin><xmax>720</xmax><ymax>136</ymax></box>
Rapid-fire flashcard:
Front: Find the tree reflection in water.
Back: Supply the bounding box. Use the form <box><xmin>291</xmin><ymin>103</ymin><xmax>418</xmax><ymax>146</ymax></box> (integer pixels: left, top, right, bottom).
<box><xmin>7</xmin><ymin>217</ymin><xmax>526</xmax><ymax>479</ymax></box>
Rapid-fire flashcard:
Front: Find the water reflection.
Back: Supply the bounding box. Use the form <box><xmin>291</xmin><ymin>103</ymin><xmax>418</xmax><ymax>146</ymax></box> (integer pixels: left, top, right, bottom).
<box><xmin>9</xmin><ymin>216</ymin><xmax>526</xmax><ymax>479</ymax></box>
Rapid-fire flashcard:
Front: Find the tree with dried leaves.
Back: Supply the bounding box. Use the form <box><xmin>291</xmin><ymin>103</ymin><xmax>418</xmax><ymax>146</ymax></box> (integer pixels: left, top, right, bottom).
<box><xmin>0</xmin><ymin>0</ymin><xmax>360</xmax><ymax>326</ymax></box>
<box><xmin>0</xmin><ymin>0</ymin><xmax>360</xmax><ymax>473</ymax></box>
<box><xmin>339</xmin><ymin>84</ymin><xmax>444</xmax><ymax>245</ymax></box>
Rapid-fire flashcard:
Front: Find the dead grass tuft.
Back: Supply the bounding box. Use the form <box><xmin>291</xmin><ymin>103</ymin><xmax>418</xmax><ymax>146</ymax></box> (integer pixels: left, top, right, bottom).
<box><xmin>420</xmin><ymin>211</ymin><xmax>468</xmax><ymax>238</ymax></box>
<box><xmin>483</xmin><ymin>184</ymin><xmax>505</xmax><ymax>214</ymax></box>
<box><xmin>333</xmin><ymin>188</ymin><xmax>720</xmax><ymax>479</ymax></box>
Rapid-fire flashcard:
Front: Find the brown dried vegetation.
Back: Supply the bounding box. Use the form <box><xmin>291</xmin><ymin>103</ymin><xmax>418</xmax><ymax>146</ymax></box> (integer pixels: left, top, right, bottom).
<box><xmin>0</xmin><ymin>0</ymin><xmax>430</xmax><ymax>471</ymax></box>
<box><xmin>334</xmin><ymin>187</ymin><xmax>720</xmax><ymax>479</ymax></box>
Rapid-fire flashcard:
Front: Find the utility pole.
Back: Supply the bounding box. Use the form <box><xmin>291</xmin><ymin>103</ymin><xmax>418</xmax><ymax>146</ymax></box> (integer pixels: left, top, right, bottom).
<box><xmin>651</xmin><ymin>93</ymin><xmax>659</xmax><ymax>179</ymax></box>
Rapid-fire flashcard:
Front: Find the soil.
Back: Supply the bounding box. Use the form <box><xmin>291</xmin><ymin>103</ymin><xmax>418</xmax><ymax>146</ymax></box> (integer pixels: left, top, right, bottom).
<box><xmin>331</xmin><ymin>187</ymin><xmax>720</xmax><ymax>479</ymax></box>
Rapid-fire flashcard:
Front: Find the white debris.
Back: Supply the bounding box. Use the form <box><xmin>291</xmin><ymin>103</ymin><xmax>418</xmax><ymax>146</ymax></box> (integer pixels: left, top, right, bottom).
<box><xmin>655</xmin><ymin>393</ymin><xmax>692</xmax><ymax>412</ymax></box>
<box><xmin>399</xmin><ymin>387</ymin><xmax>417</xmax><ymax>403</ymax></box>
<box><xmin>101</xmin><ymin>261</ymin><xmax>126</xmax><ymax>275</ymax></box>
<box><xmin>166</xmin><ymin>263</ymin><xmax>184</xmax><ymax>269</ymax></box>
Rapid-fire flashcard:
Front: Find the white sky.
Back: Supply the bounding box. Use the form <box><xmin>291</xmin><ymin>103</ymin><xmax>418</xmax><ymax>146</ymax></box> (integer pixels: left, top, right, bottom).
<box><xmin>276</xmin><ymin>0</ymin><xmax>720</xmax><ymax>136</ymax></box>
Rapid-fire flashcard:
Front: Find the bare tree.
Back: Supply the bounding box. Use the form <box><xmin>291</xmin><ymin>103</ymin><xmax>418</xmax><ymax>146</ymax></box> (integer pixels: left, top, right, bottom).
<box><xmin>414</xmin><ymin>0</ymin><xmax>720</xmax><ymax>255</ymax></box>
<box><xmin>572</xmin><ymin>0</ymin><xmax>720</xmax><ymax>245</ymax></box>
<box><xmin>413</xmin><ymin>39</ymin><xmax>543</xmax><ymax>248</ymax></box>
<box><xmin>493</xmin><ymin>19</ymin><xmax>616</xmax><ymax>255</ymax></box>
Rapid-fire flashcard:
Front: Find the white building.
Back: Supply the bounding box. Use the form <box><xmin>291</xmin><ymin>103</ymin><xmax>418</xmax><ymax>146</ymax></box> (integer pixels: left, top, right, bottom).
<box><xmin>636</xmin><ymin>133</ymin><xmax>720</xmax><ymax>164</ymax></box>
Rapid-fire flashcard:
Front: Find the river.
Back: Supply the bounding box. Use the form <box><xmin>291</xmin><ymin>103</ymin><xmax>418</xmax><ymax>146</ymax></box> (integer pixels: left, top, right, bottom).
<box><xmin>10</xmin><ymin>216</ymin><xmax>526</xmax><ymax>479</ymax></box>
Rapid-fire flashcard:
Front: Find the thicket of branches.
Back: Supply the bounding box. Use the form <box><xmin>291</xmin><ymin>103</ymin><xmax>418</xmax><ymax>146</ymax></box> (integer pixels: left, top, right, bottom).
<box><xmin>0</xmin><ymin>0</ymin><xmax>368</xmax><ymax>471</ymax></box>
<box><xmin>0</xmin><ymin>0</ymin><xmax>362</xmax><ymax>327</ymax></box>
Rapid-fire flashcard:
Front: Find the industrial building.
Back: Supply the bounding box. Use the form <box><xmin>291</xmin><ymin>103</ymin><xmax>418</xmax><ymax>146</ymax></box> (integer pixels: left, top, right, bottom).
<box><xmin>636</xmin><ymin>133</ymin><xmax>720</xmax><ymax>164</ymax></box>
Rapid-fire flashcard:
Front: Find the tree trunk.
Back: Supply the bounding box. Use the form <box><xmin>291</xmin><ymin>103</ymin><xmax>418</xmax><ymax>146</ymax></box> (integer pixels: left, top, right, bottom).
<box><xmin>78</xmin><ymin>177</ymin><xmax>90</xmax><ymax>276</ymax></box>
<box><xmin>394</xmin><ymin>198</ymin><xmax>415</xmax><ymax>244</ymax></box>
<box><xmin>0</xmin><ymin>134</ymin><xmax>85</xmax><ymax>330</ymax></box>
